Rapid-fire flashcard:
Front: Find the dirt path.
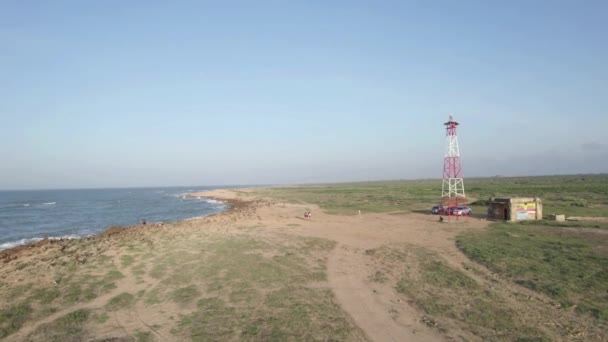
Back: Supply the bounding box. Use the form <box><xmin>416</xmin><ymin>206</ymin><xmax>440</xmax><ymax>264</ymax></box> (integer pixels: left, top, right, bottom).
<box><xmin>201</xmin><ymin>189</ymin><xmax>605</xmax><ymax>341</ymax></box>
<box><xmin>3</xmin><ymin>188</ymin><xmax>603</xmax><ymax>341</ymax></box>
<box><xmin>213</xmin><ymin>191</ymin><xmax>488</xmax><ymax>342</ymax></box>
<box><xmin>328</xmin><ymin>243</ymin><xmax>439</xmax><ymax>342</ymax></box>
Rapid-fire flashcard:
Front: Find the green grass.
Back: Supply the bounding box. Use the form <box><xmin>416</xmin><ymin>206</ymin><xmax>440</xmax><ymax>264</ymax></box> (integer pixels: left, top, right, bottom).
<box><xmin>518</xmin><ymin>220</ymin><xmax>608</xmax><ymax>230</ymax></box>
<box><xmin>191</xmin><ymin>237</ymin><xmax>317</xmax><ymax>289</ymax></box>
<box><xmin>0</xmin><ymin>302</ymin><xmax>31</xmax><ymax>339</ymax></box>
<box><xmin>171</xmin><ymin>286</ymin><xmax>201</xmax><ymax>305</ymax></box>
<box><xmin>28</xmin><ymin>287</ymin><xmax>60</xmax><ymax>304</ymax></box>
<box><xmin>58</xmin><ymin>268</ymin><xmax>124</xmax><ymax>305</ymax></box>
<box><xmin>370</xmin><ymin>245</ymin><xmax>548</xmax><ymax>341</ymax></box>
<box><xmin>105</xmin><ymin>292</ymin><xmax>135</xmax><ymax>311</ymax></box>
<box><xmin>132</xmin><ymin>263</ymin><xmax>146</xmax><ymax>276</ymax></box>
<box><xmin>170</xmin><ymin>235</ymin><xmax>364</xmax><ymax>341</ymax></box>
<box><xmin>136</xmin><ymin>331</ymin><xmax>153</xmax><ymax>342</ymax></box>
<box><xmin>263</xmin><ymin>287</ymin><xmax>355</xmax><ymax>341</ymax></box>
<box><xmin>144</xmin><ymin>287</ymin><xmax>163</xmax><ymax>305</ymax></box>
<box><xmin>421</xmin><ymin>259</ymin><xmax>478</xmax><ymax>289</ymax></box>
<box><xmin>0</xmin><ymin>274</ymin><xmax>117</xmax><ymax>336</ymax></box>
<box><xmin>4</xmin><ymin>283</ymin><xmax>33</xmax><ymax>300</ymax></box>
<box><xmin>250</xmin><ymin>174</ymin><xmax>608</xmax><ymax>216</ymax></box>
<box><xmin>104</xmin><ymin>269</ymin><xmax>125</xmax><ymax>282</ymax></box>
<box><xmin>62</xmin><ymin>283</ymin><xmax>95</xmax><ymax>304</ymax></box>
<box><xmin>252</xmin><ymin>182</ymin><xmax>434</xmax><ymax>214</ymax></box>
<box><xmin>177</xmin><ymin>287</ymin><xmax>356</xmax><ymax>342</ymax></box>
<box><xmin>457</xmin><ymin>223</ymin><xmax>608</xmax><ymax>320</ymax></box>
<box><xmin>149</xmin><ymin>263</ymin><xmax>168</xmax><ymax>279</ymax></box>
<box><xmin>26</xmin><ymin>309</ymin><xmax>90</xmax><ymax>342</ymax></box>
<box><xmin>120</xmin><ymin>254</ymin><xmax>135</xmax><ymax>267</ymax></box>
<box><xmin>93</xmin><ymin>312</ymin><xmax>109</xmax><ymax>324</ymax></box>
<box><xmin>176</xmin><ymin>298</ymin><xmax>236</xmax><ymax>340</ymax></box>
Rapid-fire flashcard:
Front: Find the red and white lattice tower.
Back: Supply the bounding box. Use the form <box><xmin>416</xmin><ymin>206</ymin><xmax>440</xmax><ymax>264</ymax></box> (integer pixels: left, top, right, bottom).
<box><xmin>441</xmin><ymin>114</ymin><xmax>466</xmax><ymax>220</ymax></box>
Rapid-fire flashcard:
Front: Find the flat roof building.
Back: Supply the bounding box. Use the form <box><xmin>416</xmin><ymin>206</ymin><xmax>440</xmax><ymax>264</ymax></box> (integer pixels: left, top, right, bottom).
<box><xmin>487</xmin><ymin>197</ymin><xmax>543</xmax><ymax>221</ymax></box>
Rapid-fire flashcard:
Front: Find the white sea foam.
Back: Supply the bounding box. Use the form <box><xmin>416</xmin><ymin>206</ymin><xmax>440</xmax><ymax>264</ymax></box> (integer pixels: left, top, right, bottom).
<box><xmin>0</xmin><ymin>235</ymin><xmax>80</xmax><ymax>251</ymax></box>
<box><xmin>42</xmin><ymin>202</ymin><xmax>56</xmax><ymax>205</ymax></box>
<box><xmin>23</xmin><ymin>204</ymin><xmax>30</xmax><ymax>207</ymax></box>
<box><xmin>205</xmin><ymin>199</ymin><xmax>222</xmax><ymax>204</ymax></box>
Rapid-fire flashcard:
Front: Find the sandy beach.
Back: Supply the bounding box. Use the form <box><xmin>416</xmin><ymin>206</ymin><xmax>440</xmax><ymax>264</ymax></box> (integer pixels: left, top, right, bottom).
<box><xmin>4</xmin><ymin>0</ymin><xmax>606</xmax><ymax>339</ymax></box>
<box><xmin>1</xmin><ymin>188</ymin><xmax>604</xmax><ymax>341</ymax></box>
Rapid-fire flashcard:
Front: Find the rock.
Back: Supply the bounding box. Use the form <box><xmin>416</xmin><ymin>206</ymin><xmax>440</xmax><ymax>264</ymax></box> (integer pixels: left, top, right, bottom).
<box><xmin>421</xmin><ymin>316</ymin><xmax>437</xmax><ymax>327</ymax></box>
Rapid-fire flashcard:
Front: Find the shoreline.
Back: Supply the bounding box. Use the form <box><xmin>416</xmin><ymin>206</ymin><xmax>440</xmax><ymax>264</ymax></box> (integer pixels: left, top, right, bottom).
<box><xmin>2</xmin><ymin>186</ymin><xmax>605</xmax><ymax>341</ymax></box>
<box><xmin>0</xmin><ymin>191</ymin><xmax>250</xmax><ymax>263</ymax></box>
<box><xmin>0</xmin><ymin>188</ymin><xmax>231</xmax><ymax>254</ymax></box>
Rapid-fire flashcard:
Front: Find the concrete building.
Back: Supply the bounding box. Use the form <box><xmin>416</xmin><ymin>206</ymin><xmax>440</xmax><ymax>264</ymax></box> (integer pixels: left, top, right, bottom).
<box><xmin>487</xmin><ymin>197</ymin><xmax>543</xmax><ymax>221</ymax></box>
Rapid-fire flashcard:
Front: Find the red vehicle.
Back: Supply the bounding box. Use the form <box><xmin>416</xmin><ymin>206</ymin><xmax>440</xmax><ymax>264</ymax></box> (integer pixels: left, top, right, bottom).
<box><xmin>449</xmin><ymin>206</ymin><xmax>472</xmax><ymax>216</ymax></box>
<box><xmin>432</xmin><ymin>205</ymin><xmax>472</xmax><ymax>216</ymax></box>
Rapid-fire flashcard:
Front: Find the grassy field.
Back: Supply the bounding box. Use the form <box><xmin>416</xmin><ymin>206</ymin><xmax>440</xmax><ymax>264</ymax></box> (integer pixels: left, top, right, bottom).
<box><xmin>2</xmin><ymin>174</ymin><xmax>607</xmax><ymax>340</ymax></box>
<box><xmin>251</xmin><ymin>174</ymin><xmax>608</xmax><ymax>217</ymax></box>
<box><xmin>0</xmin><ymin>228</ymin><xmax>365</xmax><ymax>341</ymax></box>
<box><xmin>250</xmin><ymin>175</ymin><xmax>608</xmax><ymax>336</ymax></box>
<box><xmin>457</xmin><ymin>222</ymin><xmax>608</xmax><ymax>322</ymax></box>
<box><xmin>366</xmin><ymin>245</ymin><xmax>549</xmax><ymax>341</ymax></box>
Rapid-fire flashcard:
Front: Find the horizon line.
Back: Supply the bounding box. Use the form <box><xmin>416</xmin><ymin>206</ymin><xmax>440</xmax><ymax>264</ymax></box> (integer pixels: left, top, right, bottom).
<box><xmin>1</xmin><ymin>173</ymin><xmax>606</xmax><ymax>192</ymax></box>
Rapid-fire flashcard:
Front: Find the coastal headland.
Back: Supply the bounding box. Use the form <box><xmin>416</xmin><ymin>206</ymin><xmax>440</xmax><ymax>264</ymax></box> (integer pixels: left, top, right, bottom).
<box><xmin>1</xmin><ymin>182</ymin><xmax>607</xmax><ymax>341</ymax></box>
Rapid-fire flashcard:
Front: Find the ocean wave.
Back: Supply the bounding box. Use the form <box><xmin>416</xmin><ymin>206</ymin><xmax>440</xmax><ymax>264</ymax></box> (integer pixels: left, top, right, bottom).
<box><xmin>0</xmin><ymin>204</ymin><xmax>31</xmax><ymax>210</ymax></box>
<box><xmin>42</xmin><ymin>202</ymin><xmax>56</xmax><ymax>205</ymax></box>
<box><xmin>205</xmin><ymin>199</ymin><xmax>223</xmax><ymax>204</ymax></box>
<box><xmin>0</xmin><ymin>235</ymin><xmax>81</xmax><ymax>251</ymax></box>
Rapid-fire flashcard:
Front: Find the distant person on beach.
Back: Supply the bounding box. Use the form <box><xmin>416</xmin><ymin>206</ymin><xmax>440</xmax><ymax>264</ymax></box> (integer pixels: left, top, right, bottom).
<box><xmin>141</xmin><ymin>219</ymin><xmax>147</xmax><ymax>225</ymax></box>
<box><xmin>304</xmin><ymin>211</ymin><xmax>312</xmax><ymax>220</ymax></box>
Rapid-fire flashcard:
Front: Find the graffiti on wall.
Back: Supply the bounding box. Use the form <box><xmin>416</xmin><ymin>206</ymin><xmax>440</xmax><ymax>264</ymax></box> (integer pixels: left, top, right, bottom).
<box><xmin>514</xmin><ymin>202</ymin><xmax>537</xmax><ymax>220</ymax></box>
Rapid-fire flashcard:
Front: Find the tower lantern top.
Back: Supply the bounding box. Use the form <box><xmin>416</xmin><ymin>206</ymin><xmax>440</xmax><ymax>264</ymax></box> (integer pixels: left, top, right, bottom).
<box><xmin>444</xmin><ymin>113</ymin><xmax>459</xmax><ymax>127</ymax></box>
<box><xmin>440</xmin><ymin>112</ymin><xmax>466</xmax><ymax>221</ymax></box>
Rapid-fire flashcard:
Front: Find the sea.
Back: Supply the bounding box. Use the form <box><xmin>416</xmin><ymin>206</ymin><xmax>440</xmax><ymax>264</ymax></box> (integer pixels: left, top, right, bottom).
<box><xmin>0</xmin><ymin>186</ymin><xmax>231</xmax><ymax>251</ymax></box>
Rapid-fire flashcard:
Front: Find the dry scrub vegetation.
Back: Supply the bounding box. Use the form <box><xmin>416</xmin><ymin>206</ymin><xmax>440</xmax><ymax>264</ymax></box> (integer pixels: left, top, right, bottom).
<box><xmin>1</xmin><ymin>176</ymin><xmax>607</xmax><ymax>341</ymax></box>
<box><xmin>0</xmin><ymin>220</ymin><xmax>365</xmax><ymax>341</ymax></box>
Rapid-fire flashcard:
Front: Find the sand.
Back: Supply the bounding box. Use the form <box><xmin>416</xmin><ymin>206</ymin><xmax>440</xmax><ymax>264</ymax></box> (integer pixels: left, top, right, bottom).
<box><xmin>1</xmin><ymin>188</ymin><xmax>602</xmax><ymax>341</ymax></box>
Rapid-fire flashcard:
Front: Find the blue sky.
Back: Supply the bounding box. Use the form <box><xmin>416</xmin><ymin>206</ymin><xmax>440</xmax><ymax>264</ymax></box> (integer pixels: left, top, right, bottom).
<box><xmin>1</xmin><ymin>1</ymin><xmax>607</xmax><ymax>189</ymax></box>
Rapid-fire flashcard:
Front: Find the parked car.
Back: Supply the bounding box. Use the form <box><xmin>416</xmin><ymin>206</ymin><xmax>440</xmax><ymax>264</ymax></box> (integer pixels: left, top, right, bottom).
<box><xmin>449</xmin><ymin>206</ymin><xmax>472</xmax><ymax>216</ymax></box>
<box><xmin>431</xmin><ymin>205</ymin><xmax>442</xmax><ymax>214</ymax></box>
<box><xmin>432</xmin><ymin>205</ymin><xmax>472</xmax><ymax>216</ymax></box>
